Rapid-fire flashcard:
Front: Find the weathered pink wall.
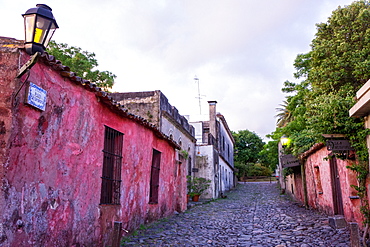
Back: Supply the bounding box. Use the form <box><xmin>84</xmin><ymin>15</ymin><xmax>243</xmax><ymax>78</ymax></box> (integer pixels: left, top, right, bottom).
<box><xmin>287</xmin><ymin>146</ymin><xmax>364</xmax><ymax>227</ymax></box>
<box><xmin>285</xmin><ymin>167</ymin><xmax>304</xmax><ymax>203</ymax></box>
<box><xmin>0</xmin><ymin>41</ymin><xmax>20</xmax><ymax>247</ymax></box>
<box><xmin>293</xmin><ymin>172</ymin><xmax>304</xmax><ymax>203</ymax></box>
<box><xmin>336</xmin><ymin>157</ymin><xmax>363</xmax><ymax>225</ymax></box>
<box><xmin>304</xmin><ymin>148</ymin><xmax>335</xmax><ymax>216</ymax></box>
<box><xmin>0</xmin><ymin>45</ymin><xmax>186</xmax><ymax>246</ymax></box>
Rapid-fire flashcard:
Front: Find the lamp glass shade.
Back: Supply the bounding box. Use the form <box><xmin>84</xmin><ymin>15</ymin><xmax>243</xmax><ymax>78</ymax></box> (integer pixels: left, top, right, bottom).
<box><xmin>280</xmin><ymin>136</ymin><xmax>290</xmax><ymax>146</ymax></box>
<box><xmin>24</xmin><ymin>14</ymin><xmax>36</xmax><ymax>43</ymax></box>
<box><xmin>23</xmin><ymin>4</ymin><xmax>58</xmax><ymax>55</ymax></box>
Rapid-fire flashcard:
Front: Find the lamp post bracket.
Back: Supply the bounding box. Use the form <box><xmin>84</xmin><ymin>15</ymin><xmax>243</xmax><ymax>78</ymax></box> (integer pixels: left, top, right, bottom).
<box><xmin>17</xmin><ymin>52</ymin><xmax>40</xmax><ymax>78</ymax></box>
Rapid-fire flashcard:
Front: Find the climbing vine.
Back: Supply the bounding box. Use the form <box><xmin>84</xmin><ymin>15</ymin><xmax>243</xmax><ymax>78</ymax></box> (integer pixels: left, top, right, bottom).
<box><xmin>347</xmin><ymin>158</ymin><xmax>370</xmax><ymax>246</ymax></box>
<box><xmin>326</xmin><ymin>127</ymin><xmax>370</xmax><ymax>245</ymax></box>
<box><xmin>347</xmin><ymin>129</ymin><xmax>370</xmax><ymax>234</ymax></box>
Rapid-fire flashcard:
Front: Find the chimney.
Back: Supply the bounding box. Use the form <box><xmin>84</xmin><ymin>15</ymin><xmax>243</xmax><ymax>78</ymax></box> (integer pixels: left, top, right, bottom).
<box><xmin>208</xmin><ymin>101</ymin><xmax>217</xmax><ymax>138</ymax></box>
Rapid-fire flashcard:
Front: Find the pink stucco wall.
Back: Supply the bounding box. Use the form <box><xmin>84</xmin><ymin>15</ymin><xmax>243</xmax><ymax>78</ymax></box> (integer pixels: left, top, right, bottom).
<box><xmin>304</xmin><ymin>148</ymin><xmax>335</xmax><ymax>216</ymax></box>
<box><xmin>304</xmin><ymin>147</ymin><xmax>363</xmax><ymax>225</ymax></box>
<box><xmin>285</xmin><ymin>167</ymin><xmax>304</xmax><ymax>204</ymax></box>
<box><xmin>0</xmin><ymin>46</ymin><xmax>186</xmax><ymax>246</ymax></box>
<box><xmin>337</xmin><ymin>157</ymin><xmax>363</xmax><ymax>224</ymax></box>
<box><xmin>286</xmin><ymin>145</ymin><xmax>364</xmax><ymax>227</ymax></box>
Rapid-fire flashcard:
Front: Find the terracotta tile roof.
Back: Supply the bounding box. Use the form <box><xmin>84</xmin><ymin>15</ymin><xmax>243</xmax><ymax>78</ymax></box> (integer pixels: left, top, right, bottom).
<box><xmin>299</xmin><ymin>142</ymin><xmax>325</xmax><ymax>160</ymax></box>
<box><xmin>38</xmin><ymin>52</ymin><xmax>180</xmax><ymax>149</ymax></box>
<box><xmin>0</xmin><ymin>36</ymin><xmax>180</xmax><ymax>150</ymax></box>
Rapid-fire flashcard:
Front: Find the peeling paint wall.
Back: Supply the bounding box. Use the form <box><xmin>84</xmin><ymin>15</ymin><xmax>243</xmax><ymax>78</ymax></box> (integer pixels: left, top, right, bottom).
<box><xmin>303</xmin><ymin>147</ymin><xmax>362</xmax><ymax>225</ymax></box>
<box><xmin>195</xmin><ymin>146</ymin><xmax>217</xmax><ymax>199</ymax></box>
<box><xmin>285</xmin><ymin>146</ymin><xmax>364</xmax><ymax>228</ymax></box>
<box><xmin>110</xmin><ymin>90</ymin><xmax>196</xmax><ymax>188</ymax></box>
<box><xmin>0</xmin><ymin>46</ymin><xmax>185</xmax><ymax>246</ymax></box>
<box><xmin>0</xmin><ymin>43</ymin><xmax>20</xmax><ymax>246</ymax></box>
<box><xmin>161</xmin><ymin>115</ymin><xmax>195</xmax><ymax>176</ymax></box>
<box><xmin>304</xmin><ymin>148</ymin><xmax>335</xmax><ymax>215</ymax></box>
<box><xmin>110</xmin><ymin>91</ymin><xmax>160</xmax><ymax>125</ymax></box>
<box><xmin>285</xmin><ymin>168</ymin><xmax>304</xmax><ymax>204</ymax></box>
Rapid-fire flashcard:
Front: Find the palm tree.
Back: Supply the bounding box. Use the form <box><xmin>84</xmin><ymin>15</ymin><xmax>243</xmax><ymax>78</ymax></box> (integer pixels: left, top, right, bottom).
<box><xmin>275</xmin><ymin>100</ymin><xmax>292</xmax><ymax>128</ymax></box>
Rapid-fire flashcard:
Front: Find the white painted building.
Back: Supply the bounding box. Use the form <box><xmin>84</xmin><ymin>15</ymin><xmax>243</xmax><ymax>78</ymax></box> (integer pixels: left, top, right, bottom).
<box><xmin>190</xmin><ymin>101</ymin><xmax>235</xmax><ymax>199</ymax></box>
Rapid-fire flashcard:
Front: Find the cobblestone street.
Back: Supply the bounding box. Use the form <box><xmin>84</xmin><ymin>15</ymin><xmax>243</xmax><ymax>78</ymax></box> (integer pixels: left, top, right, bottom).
<box><xmin>122</xmin><ymin>182</ymin><xmax>350</xmax><ymax>247</ymax></box>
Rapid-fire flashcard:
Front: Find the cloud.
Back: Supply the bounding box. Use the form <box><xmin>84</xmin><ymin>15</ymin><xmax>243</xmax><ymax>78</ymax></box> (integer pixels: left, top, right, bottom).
<box><xmin>0</xmin><ymin>0</ymin><xmax>355</xmax><ymax>141</ymax></box>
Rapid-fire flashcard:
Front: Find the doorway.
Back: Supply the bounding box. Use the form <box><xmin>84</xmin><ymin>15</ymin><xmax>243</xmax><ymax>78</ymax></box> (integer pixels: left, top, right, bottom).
<box><xmin>329</xmin><ymin>156</ymin><xmax>344</xmax><ymax>215</ymax></box>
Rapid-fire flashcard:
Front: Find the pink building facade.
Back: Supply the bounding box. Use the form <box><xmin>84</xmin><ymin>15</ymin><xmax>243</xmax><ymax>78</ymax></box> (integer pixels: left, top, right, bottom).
<box><xmin>282</xmin><ymin>144</ymin><xmax>363</xmax><ymax>227</ymax></box>
<box><xmin>0</xmin><ymin>37</ymin><xmax>186</xmax><ymax>246</ymax></box>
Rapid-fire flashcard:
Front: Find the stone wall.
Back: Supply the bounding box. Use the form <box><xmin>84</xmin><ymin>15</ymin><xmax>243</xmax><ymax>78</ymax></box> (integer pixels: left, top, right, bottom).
<box><xmin>110</xmin><ymin>91</ymin><xmax>160</xmax><ymax>125</ymax></box>
<box><xmin>110</xmin><ymin>91</ymin><xmax>195</xmax><ymax>137</ymax></box>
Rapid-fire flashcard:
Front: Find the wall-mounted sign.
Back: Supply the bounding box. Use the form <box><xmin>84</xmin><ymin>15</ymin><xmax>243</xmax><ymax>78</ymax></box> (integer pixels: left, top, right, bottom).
<box><xmin>280</xmin><ymin>154</ymin><xmax>301</xmax><ymax>168</ymax></box>
<box><xmin>326</xmin><ymin>140</ymin><xmax>354</xmax><ymax>151</ymax></box>
<box><xmin>26</xmin><ymin>82</ymin><xmax>47</xmax><ymax>111</ymax></box>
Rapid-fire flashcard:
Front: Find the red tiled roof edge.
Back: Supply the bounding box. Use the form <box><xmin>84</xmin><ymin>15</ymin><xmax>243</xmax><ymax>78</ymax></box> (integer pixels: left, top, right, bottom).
<box><xmin>299</xmin><ymin>142</ymin><xmax>326</xmax><ymax>160</ymax></box>
<box><xmin>39</xmin><ymin>52</ymin><xmax>180</xmax><ymax>150</ymax></box>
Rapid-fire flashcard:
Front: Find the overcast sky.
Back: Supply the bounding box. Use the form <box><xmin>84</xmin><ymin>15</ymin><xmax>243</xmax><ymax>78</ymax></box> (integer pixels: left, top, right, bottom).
<box><xmin>0</xmin><ymin>0</ymin><xmax>356</xmax><ymax>141</ymax></box>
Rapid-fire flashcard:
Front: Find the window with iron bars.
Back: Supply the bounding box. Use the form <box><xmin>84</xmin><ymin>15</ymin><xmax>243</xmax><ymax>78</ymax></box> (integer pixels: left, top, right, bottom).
<box><xmin>149</xmin><ymin>149</ymin><xmax>161</xmax><ymax>204</ymax></box>
<box><xmin>100</xmin><ymin>126</ymin><xmax>124</xmax><ymax>205</ymax></box>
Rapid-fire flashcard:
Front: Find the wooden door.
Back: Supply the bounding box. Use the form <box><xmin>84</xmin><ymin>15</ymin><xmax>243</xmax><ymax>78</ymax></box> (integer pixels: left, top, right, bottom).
<box><xmin>329</xmin><ymin>156</ymin><xmax>344</xmax><ymax>215</ymax></box>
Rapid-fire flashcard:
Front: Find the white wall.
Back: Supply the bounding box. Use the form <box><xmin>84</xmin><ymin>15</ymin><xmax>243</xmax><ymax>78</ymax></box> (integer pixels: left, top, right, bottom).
<box><xmin>219</xmin><ymin>157</ymin><xmax>233</xmax><ymax>193</ymax></box>
<box><xmin>161</xmin><ymin>116</ymin><xmax>196</xmax><ymax>176</ymax></box>
<box><xmin>190</xmin><ymin>121</ymin><xmax>203</xmax><ymax>144</ymax></box>
<box><xmin>216</xmin><ymin>116</ymin><xmax>234</xmax><ymax>167</ymax></box>
<box><xmin>195</xmin><ymin>145</ymin><xmax>218</xmax><ymax>199</ymax></box>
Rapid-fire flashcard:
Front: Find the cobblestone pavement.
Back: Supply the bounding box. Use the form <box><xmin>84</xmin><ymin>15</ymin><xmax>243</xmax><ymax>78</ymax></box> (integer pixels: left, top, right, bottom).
<box><xmin>122</xmin><ymin>182</ymin><xmax>350</xmax><ymax>247</ymax></box>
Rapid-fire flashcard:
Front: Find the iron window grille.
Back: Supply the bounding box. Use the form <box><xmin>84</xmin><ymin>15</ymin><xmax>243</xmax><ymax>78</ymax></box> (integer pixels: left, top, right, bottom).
<box><xmin>100</xmin><ymin>126</ymin><xmax>124</xmax><ymax>205</ymax></box>
<box><xmin>149</xmin><ymin>149</ymin><xmax>161</xmax><ymax>204</ymax></box>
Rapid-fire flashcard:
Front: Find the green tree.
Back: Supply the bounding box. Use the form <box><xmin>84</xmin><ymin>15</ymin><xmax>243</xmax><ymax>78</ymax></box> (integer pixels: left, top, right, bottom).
<box><xmin>309</xmin><ymin>1</ymin><xmax>370</xmax><ymax>92</ymax></box>
<box><xmin>274</xmin><ymin>0</ymin><xmax>370</xmax><ymax>158</ymax></box>
<box><xmin>47</xmin><ymin>41</ymin><xmax>116</xmax><ymax>91</ymax></box>
<box><xmin>272</xmin><ymin>1</ymin><xmax>370</xmax><ymax>236</ymax></box>
<box><xmin>246</xmin><ymin>163</ymin><xmax>272</xmax><ymax>177</ymax></box>
<box><xmin>233</xmin><ymin>130</ymin><xmax>265</xmax><ymax>164</ymax></box>
<box><xmin>234</xmin><ymin>161</ymin><xmax>249</xmax><ymax>180</ymax></box>
<box><xmin>275</xmin><ymin>100</ymin><xmax>292</xmax><ymax>128</ymax></box>
<box><xmin>233</xmin><ymin>130</ymin><xmax>267</xmax><ymax>180</ymax></box>
<box><xmin>258</xmin><ymin>139</ymin><xmax>279</xmax><ymax>171</ymax></box>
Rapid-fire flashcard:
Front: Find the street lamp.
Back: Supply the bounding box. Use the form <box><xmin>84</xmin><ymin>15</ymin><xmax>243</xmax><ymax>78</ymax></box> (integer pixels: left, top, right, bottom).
<box><xmin>280</xmin><ymin>135</ymin><xmax>290</xmax><ymax>147</ymax></box>
<box><xmin>17</xmin><ymin>4</ymin><xmax>58</xmax><ymax>78</ymax></box>
<box><xmin>22</xmin><ymin>4</ymin><xmax>58</xmax><ymax>55</ymax></box>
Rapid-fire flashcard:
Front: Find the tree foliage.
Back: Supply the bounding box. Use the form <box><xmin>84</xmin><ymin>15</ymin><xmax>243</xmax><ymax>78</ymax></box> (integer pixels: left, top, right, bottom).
<box><xmin>273</xmin><ymin>0</ymin><xmax>370</xmax><ymax>232</ymax></box>
<box><xmin>247</xmin><ymin>163</ymin><xmax>272</xmax><ymax>177</ymax></box>
<box><xmin>275</xmin><ymin>100</ymin><xmax>292</xmax><ymax>128</ymax></box>
<box><xmin>233</xmin><ymin>130</ymin><xmax>265</xmax><ymax>164</ymax></box>
<box><xmin>273</xmin><ymin>0</ymin><xmax>370</xmax><ymax>161</ymax></box>
<box><xmin>310</xmin><ymin>1</ymin><xmax>370</xmax><ymax>92</ymax></box>
<box><xmin>232</xmin><ymin>130</ymin><xmax>271</xmax><ymax>179</ymax></box>
<box><xmin>47</xmin><ymin>41</ymin><xmax>116</xmax><ymax>91</ymax></box>
<box><xmin>258</xmin><ymin>139</ymin><xmax>279</xmax><ymax>171</ymax></box>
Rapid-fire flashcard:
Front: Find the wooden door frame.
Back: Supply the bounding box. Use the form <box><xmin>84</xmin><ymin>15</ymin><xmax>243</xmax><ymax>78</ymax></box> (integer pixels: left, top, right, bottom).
<box><xmin>329</xmin><ymin>155</ymin><xmax>344</xmax><ymax>215</ymax></box>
